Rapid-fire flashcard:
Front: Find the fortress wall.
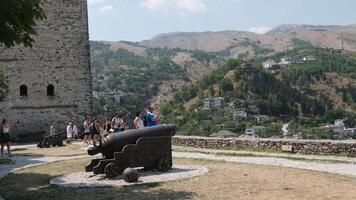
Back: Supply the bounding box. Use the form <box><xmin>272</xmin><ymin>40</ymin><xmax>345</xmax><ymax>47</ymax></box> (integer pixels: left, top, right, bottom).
<box><xmin>0</xmin><ymin>0</ymin><xmax>92</xmax><ymax>141</ymax></box>
<box><xmin>173</xmin><ymin>136</ymin><xmax>356</xmax><ymax>155</ymax></box>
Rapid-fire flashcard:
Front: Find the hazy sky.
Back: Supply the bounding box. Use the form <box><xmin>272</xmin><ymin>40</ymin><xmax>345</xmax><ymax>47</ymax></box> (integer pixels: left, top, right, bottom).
<box><xmin>88</xmin><ymin>0</ymin><xmax>356</xmax><ymax>42</ymax></box>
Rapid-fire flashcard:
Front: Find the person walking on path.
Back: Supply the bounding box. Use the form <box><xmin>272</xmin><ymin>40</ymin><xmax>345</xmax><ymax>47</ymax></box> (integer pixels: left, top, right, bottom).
<box><xmin>145</xmin><ymin>106</ymin><xmax>160</xmax><ymax>127</ymax></box>
<box><xmin>0</xmin><ymin>119</ymin><xmax>11</xmax><ymax>157</ymax></box>
<box><xmin>83</xmin><ymin>117</ymin><xmax>91</xmax><ymax>144</ymax></box>
<box><xmin>134</xmin><ymin>111</ymin><xmax>145</xmax><ymax>129</ymax></box>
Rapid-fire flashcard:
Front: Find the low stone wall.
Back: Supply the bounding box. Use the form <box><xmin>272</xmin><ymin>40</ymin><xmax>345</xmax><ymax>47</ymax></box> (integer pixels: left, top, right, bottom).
<box><xmin>172</xmin><ymin>136</ymin><xmax>356</xmax><ymax>155</ymax></box>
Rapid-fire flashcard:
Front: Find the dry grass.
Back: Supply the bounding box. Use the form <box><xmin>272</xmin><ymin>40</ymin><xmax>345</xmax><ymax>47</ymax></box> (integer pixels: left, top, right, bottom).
<box><xmin>12</xmin><ymin>144</ymin><xmax>87</xmax><ymax>157</ymax></box>
<box><xmin>1</xmin><ymin>158</ymin><xmax>356</xmax><ymax>200</ymax></box>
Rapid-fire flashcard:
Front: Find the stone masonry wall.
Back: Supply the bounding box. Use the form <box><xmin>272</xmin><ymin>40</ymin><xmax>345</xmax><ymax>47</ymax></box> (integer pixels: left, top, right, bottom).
<box><xmin>173</xmin><ymin>136</ymin><xmax>356</xmax><ymax>155</ymax></box>
<box><xmin>0</xmin><ymin>0</ymin><xmax>92</xmax><ymax>141</ymax></box>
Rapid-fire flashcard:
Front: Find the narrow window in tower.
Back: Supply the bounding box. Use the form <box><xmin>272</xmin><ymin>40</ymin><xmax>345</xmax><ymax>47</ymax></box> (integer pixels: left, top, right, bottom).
<box><xmin>20</xmin><ymin>85</ymin><xmax>28</xmax><ymax>96</ymax></box>
<box><xmin>47</xmin><ymin>84</ymin><xmax>55</xmax><ymax>96</ymax></box>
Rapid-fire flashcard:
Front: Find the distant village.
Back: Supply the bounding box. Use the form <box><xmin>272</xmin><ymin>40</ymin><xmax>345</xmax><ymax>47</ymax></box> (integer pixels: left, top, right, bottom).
<box><xmin>202</xmin><ymin>96</ymin><xmax>356</xmax><ymax>140</ymax></box>
<box><xmin>262</xmin><ymin>55</ymin><xmax>317</xmax><ymax>69</ymax></box>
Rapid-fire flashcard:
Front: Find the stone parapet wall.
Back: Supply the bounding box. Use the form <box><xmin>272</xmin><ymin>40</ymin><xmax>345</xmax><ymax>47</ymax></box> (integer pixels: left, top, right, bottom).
<box><xmin>172</xmin><ymin>136</ymin><xmax>356</xmax><ymax>155</ymax></box>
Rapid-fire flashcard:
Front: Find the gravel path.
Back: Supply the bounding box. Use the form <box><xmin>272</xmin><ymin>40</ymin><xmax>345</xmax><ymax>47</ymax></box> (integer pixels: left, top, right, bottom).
<box><xmin>173</xmin><ymin>151</ymin><xmax>356</xmax><ymax>177</ymax></box>
<box><xmin>51</xmin><ymin>165</ymin><xmax>208</xmax><ymax>188</ymax></box>
<box><xmin>0</xmin><ymin>155</ymin><xmax>89</xmax><ymax>179</ymax></box>
<box><xmin>173</xmin><ymin>146</ymin><xmax>356</xmax><ymax>163</ymax></box>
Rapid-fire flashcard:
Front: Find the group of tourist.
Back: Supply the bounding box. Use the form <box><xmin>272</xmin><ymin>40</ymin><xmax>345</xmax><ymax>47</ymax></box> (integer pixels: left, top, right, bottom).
<box><xmin>64</xmin><ymin>106</ymin><xmax>161</xmax><ymax>145</ymax></box>
<box><xmin>0</xmin><ymin>106</ymin><xmax>161</xmax><ymax>156</ymax></box>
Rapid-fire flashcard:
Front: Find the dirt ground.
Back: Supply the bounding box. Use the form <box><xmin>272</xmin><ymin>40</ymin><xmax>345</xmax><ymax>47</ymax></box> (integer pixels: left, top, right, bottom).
<box><xmin>1</xmin><ymin>158</ymin><xmax>356</xmax><ymax>200</ymax></box>
<box><xmin>12</xmin><ymin>143</ymin><xmax>87</xmax><ymax>157</ymax></box>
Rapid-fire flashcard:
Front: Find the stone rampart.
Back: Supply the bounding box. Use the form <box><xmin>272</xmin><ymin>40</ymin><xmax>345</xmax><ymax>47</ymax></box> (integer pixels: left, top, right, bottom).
<box><xmin>173</xmin><ymin>136</ymin><xmax>356</xmax><ymax>155</ymax></box>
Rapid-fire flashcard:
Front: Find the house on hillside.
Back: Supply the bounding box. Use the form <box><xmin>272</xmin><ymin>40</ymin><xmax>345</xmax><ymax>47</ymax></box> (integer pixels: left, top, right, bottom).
<box><xmin>319</xmin><ymin>119</ymin><xmax>356</xmax><ymax>139</ymax></box>
<box><xmin>255</xmin><ymin>115</ymin><xmax>269</xmax><ymax>123</ymax></box>
<box><xmin>232</xmin><ymin>108</ymin><xmax>248</xmax><ymax>119</ymax></box>
<box><xmin>211</xmin><ymin>130</ymin><xmax>239</xmax><ymax>138</ymax></box>
<box><xmin>245</xmin><ymin>126</ymin><xmax>265</xmax><ymax>138</ymax></box>
<box><xmin>203</xmin><ymin>97</ymin><xmax>225</xmax><ymax>109</ymax></box>
<box><xmin>262</xmin><ymin>59</ymin><xmax>276</xmax><ymax>69</ymax></box>
<box><xmin>279</xmin><ymin>56</ymin><xmax>292</xmax><ymax>65</ymax></box>
<box><xmin>320</xmin><ymin>119</ymin><xmax>345</xmax><ymax>133</ymax></box>
<box><xmin>303</xmin><ymin>55</ymin><xmax>317</xmax><ymax>61</ymax></box>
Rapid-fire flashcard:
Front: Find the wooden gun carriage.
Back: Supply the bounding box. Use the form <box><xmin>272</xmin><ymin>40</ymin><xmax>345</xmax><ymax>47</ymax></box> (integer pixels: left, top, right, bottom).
<box><xmin>85</xmin><ymin>124</ymin><xmax>176</xmax><ymax>178</ymax></box>
<box><xmin>37</xmin><ymin>132</ymin><xmax>65</xmax><ymax>148</ymax></box>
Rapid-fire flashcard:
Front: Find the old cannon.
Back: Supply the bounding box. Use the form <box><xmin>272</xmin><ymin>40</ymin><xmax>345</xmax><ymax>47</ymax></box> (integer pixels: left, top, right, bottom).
<box><xmin>85</xmin><ymin>124</ymin><xmax>177</xmax><ymax>178</ymax></box>
<box><xmin>37</xmin><ymin>132</ymin><xmax>65</xmax><ymax>148</ymax></box>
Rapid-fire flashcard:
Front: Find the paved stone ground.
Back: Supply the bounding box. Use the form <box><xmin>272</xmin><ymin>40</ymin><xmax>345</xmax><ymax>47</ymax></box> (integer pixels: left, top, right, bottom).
<box><xmin>51</xmin><ymin>165</ymin><xmax>208</xmax><ymax>188</ymax></box>
<box><xmin>0</xmin><ymin>155</ymin><xmax>89</xmax><ymax>179</ymax></box>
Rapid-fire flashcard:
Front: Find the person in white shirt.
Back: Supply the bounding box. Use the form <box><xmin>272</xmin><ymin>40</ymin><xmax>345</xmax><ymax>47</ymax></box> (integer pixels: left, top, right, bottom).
<box><xmin>111</xmin><ymin>113</ymin><xmax>124</xmax><ymax>133</ymax></box>
<box><xmin>66</xmin><ymin>121</ymin><xmax>78</xmax><ymax>143</ymax></box>
<box><xmin>134</xmin><ymin>111</ymin><xmax>145</xmax><ymax>129</ymax></box>
<box><xmin>0</xmin><ymin>119</ymin><xmax>11</xmax><ymax>157</ymax></box>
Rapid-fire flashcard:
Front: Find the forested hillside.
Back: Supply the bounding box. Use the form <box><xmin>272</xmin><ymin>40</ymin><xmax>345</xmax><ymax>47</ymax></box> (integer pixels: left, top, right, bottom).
<box><xmin>160</xmin><ymin>48</ymin><xmax>356</xmax><ymax>138</ymax></box>
<box><xmin>90</xmin><ymin>23</ymin><xmax>356</xmax><ymax>134</ymax></box>
<box><xmin>90</xmin><ymin>41</ymin><xmax>225</xmax><ymax>119</ymax></box>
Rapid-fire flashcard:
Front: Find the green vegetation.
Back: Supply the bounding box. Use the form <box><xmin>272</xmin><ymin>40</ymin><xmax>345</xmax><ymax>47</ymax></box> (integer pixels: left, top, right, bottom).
<box><xmin>291</xmin><ymin>38</ymin><xmax>313</xmax><ymax>48</ymax></box>
<box><xmin>91</xmin><ymin>41</ymin><xmax>190</xmax><ymax>120</ymax></box>
<box><xmin>91</xmin><ymin>42</ymin><xmax>355</xmax><ymax>139</ymax></box>
<box><xmin>162</xmin><ymin>48</ymin><xmax>356</xmax><ymax>139</ymax></box>
<box><xmin>239</xmin><ymin>38</ymin><xmax>274</xmax><ymax>55</ymax></box>
<box><xmin>0</xmin><ymin>0</ymin><xmax>46</xmax><ymax>47</ymax></box>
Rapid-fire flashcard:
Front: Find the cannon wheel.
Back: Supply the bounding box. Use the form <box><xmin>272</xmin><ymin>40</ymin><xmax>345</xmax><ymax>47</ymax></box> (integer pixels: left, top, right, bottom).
<box><xmin>157</xmin><ymin>158</ymin><xmax>171</xmax><ymax>172</ymax></box>
<box><xmin>44</xmin><ymin>142</ymin><xmax>50</xmax><ymax>148</ymax></box>
<box><xmin>105</xmin><ymin>163</ymin><xmax>120</xmax><ymax>178</ymax></box>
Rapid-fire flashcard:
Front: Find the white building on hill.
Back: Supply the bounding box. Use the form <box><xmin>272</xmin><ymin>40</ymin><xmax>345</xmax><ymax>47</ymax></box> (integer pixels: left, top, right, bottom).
<box><xmin>303</xmin><ymin>55</ymin><xmax>317</xmax><ymax>61</ymax></box>
<box><xmin>203</xmin><ymin>97</ymin><xmax>225</xmax><ymax>109</ymax></box>
<box><xmin>262</xmin><ymin>59</ymin><xmax>276</xmax><ymax>69</ymax></box>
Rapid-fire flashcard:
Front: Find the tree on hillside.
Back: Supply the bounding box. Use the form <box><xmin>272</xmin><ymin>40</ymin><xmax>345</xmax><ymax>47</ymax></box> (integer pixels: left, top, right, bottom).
<box><xmin>0</xmin><ymin>0</ymin><xmax>46</xmax><ymax>47</ymax></box>
<box><xmin>221</xmin><ymin>79</ymin><xmax>234</xmax><ymax>92</ymax></box>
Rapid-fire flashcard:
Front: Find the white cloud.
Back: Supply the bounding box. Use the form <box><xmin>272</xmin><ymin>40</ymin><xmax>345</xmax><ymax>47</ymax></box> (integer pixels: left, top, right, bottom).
<box><xmin>176</xmin><ymin>0</ymin><xmax>206</xmax><ymax>13</ymax></box>
<box><xmin>248</xmin><ymin>26</ymin><xmax>272</xmax><ymax>34</ymax></box>
<box><xmin>88</xmin><ymin>0</ymin><xmax>106</xmax><ymax>6</ymax></box>
<box><xmin>140</xmin><ymin>0</ymin><xmax>171</xmax><ymax>11</ymax></box>
<box><xmin>99</xmin><ymin>5</ymin><xmax>114</xmax><ymax>13</ymax></box>
<box><xmin>140</xmin><ymin>0</ymin><xmax>207</xmax><ymax>14</ymax></box>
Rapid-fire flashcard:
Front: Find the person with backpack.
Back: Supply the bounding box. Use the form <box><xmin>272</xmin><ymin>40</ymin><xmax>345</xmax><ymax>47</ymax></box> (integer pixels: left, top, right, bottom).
<box><xmin>90</xmin><ymin>118</ymin><xmax>101</xmax><ymax>142</ymax></box>
<box><xmin>145</xmin><ymin>106</ymin><xmax>160</xmax><ymax>127</ymax></box>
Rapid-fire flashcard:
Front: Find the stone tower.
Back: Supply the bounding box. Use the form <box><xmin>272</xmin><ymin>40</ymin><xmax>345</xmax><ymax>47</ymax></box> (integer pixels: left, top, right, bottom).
<box><xmin>0</xmin><ymin>0</ymin><xmax>93</xmax><ymax>141</ymax></box>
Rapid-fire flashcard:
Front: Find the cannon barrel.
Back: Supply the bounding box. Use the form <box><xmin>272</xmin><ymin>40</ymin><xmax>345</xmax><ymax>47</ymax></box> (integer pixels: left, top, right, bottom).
<box><xmin>88</xmin><ymin>124</ymin><xmax>176</xmax><ymax>158</ymax></box>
